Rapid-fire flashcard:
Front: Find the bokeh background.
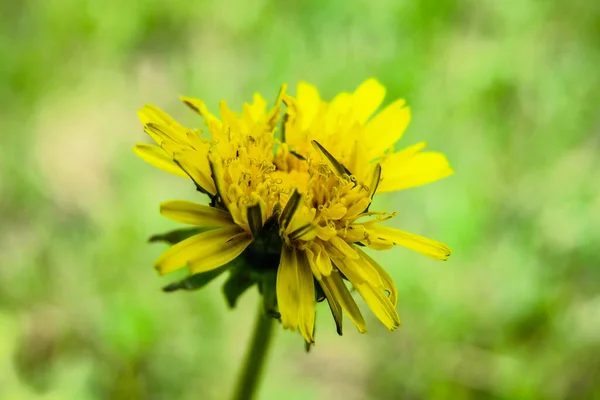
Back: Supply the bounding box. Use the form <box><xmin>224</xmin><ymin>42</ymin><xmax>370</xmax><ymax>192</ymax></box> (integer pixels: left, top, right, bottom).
<box><xmin>2</xmin><ymin>0</ymin><xmax>600</xmax><ymax>399</ymax></box>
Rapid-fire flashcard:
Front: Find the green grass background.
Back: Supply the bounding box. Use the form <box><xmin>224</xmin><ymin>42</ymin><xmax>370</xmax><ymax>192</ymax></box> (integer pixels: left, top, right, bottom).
<box><xmin>1</xmin><ymin>0</ymin><xmax>599</xmax><ymax>399</ymax></box>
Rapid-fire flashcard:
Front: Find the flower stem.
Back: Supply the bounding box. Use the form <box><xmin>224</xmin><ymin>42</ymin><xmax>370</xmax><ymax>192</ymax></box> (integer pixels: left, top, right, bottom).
<box><xmin>232</xmin><ymin>302</ymin><xmax>275</xmax><ymax>400</ymax></box>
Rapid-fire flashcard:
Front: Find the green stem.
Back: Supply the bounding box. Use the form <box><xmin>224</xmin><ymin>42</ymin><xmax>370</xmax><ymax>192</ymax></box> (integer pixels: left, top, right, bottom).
<box><xmin>231</xmin><ymin>302</ymin><xmax>275</xmax><ymax>400</ymax></box>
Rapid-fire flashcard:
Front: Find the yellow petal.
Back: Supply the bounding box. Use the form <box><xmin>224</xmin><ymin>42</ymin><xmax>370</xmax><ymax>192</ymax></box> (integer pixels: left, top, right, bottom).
<box><xmin>154</xmin><ymin>225</ymin><xmax>248</xmax><ymax>275</ymax></box>
<box><xmin>188</xmin><ymin>232</ymin><xmax>252</xmax><ymax>274</ymax></box>
<box><xmin>296</xmin><ymin>251</ymin><xmax>316</xmax><ymax>343</ymax></box>
<box><xmin>180</xmin><ymin>96</ymin><xmax>220</xmax><ymax>125</ymax></box>
<box><xmin>316</xmin><ymin>225</ymin><xmax>338</xmax><ymax>241</ymax></box>
<box><xmin>345</xmin><ymin>197</ymin><xmax>371</xmax><ymax>221</ymax></box>
<box><xmin>173</xmin><ymin>150</ymin><xmax>217</xmax><ymax>195</ymax></box>
<box><xmin>323</xmin><ymin>271</ymin><xmax>366</xmax><ymax>333</ymax></box>
<box><xmin>133</xmin><ymin>144</ymin><xmax>188</xmax><ymax>177</ymax></box>
<box><xmin>318</xmin><ymin>278</ymin><xmax>343</xmax><ymax>335</ymax></box>
<box><xmin>378</xmin><ymin>150</ymin><xmax>453</xmax><ymax>193</ymax></box>
<box><xmin>304</xmin><ymin>247</ymin><xmax>321</xmax><ymax>280</ymax></box>
<box><xmin>138</xmin><ymin>104</ymin><xmax>179</xmax><ymax>127</ymax></box>
<box><xmin>366</xmin><ymin>224</ymin><xmax>451</xmax><ymax>260</ymax></box>
<box><xmin>208</xmin><ymin>150</ymin><xmax>229</xmax><ymax>206</ymax></box>
<box><xmin>334</xmin><ymin>255</ymin><xmax>382</xmax><ymax>288</ymax></box>
<box><xmin>219</xmin><ymin>100</ymin><xmax>241</xmax><ymax>131</ymax></box>
<box><xmin>138</xmin><ymin>105</ymin><xmax>189</xmax><ymax>143</ymax></box>
<box><xmin>329</xmin><ymin>92</ymin><xmax>353</xmax><ymax>120</ymax></box>
<box><xmin>277</xmin><ymin>246</ymin><xmax>300</xmax><ymax>330</ymax></box>
<box><xmin>287</xmin><ymin>223</ymin><xmax>318</xmax><ymax>242</ymax></box>
<box><xmin>387</xmin><ymin>141</ymin><xmax>427</xmax><ymax>159</ymax></box>
<box><xmin>365</xmin><ymin>99</ymin><xmax>411</xmax><ymax>158</ymax></box>
<box><xmin>144</xmin><ymin>123</ymin><xmax>183</xmax><ymax>146</ymax></box>
<box><xmin>352</xmin><ymin>78</ymin><xmax>386</xmax><ymax>124</ymax></box>
<box><xmin>355</xmin><ymin>247</ymin><xmax>398</xmax><ymax>306</ymax></box>
<box><xmin>327</xmin><ymin>236</ymin><xmax>359</xmax><ymax>260</ymax></box>
<box><xmin>185</xmin><ymin>130</ymin><xmax>210</xmax><ymax>152</ymax></box>
<box><xmin>360</xmin><ymin>235</ymin><xmax>395</xmax><ymax>251</ymax></box>
<box><xmin>296</xmin><ymin>81</ymin><xmax>321</xmax><ymax>130</ymax></box>
<box><xmin>160</xmin><ymin>200</ymin><xmax>232</xmax><ymax>226</ymax></box>
<box><xmin>314</xmin><ymin>243</ymin><xmax>333</xmax><ymax>276</ymax></box>
<box><xmin>355</xmin><ymin>282</ymin><xmax>400</xmax><ymax>330</ymax></box>
<box><xmin>244</xmin><ymin>93</ymin><xmax>267</xmax><ymax>123</ymax></box>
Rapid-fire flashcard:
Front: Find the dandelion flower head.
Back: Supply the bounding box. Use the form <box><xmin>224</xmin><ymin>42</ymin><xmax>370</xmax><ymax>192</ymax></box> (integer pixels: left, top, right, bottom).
<box><xmin>134</xmin><ymin>79</ymin><xmax>453</xmax><ymax>344</ymax></box>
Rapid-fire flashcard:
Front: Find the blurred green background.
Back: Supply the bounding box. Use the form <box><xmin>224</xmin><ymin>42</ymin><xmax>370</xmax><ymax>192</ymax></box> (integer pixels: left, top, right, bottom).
<box><xmin>2</xmin><ymin>0</ymin><xmax>600</xmax><ymax>399</ymax></box>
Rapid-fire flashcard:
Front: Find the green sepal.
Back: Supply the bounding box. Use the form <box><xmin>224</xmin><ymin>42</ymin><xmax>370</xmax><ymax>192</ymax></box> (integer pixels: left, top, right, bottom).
<box><xmin>162</xmin><ymin>266</ymin><xmax>227</xmax><ymax>292</ymax></box>
<box><xmin>149</xmin><ymin>227</ymin><xmax>212</xmax><ymax>245</ymax></box>
<box><xmin>311</xmin><ymin>140</ymin><xmax>352</xmax><ymax>176</ymax></box>
<box><xmin>223</xmin><ymin>268</ymin><xmax>256</xmax><ymax>308</ymax></box>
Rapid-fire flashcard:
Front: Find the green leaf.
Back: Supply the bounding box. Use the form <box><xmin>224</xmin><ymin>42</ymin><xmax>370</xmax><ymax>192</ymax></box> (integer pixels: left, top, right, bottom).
<box><xmin>148</xmin><ymin>227</ymin><xmax>212</xmax><ymax>245</ymax></box>
<box><xmin>162</xmin><ymin>265</ymin><xmax>227</xmax><ymax>292</ymax></box>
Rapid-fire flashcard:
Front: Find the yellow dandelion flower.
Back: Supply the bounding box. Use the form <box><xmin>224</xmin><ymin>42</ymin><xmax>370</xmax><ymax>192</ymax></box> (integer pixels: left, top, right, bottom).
<box><xmin>135</xmin><ymin>80</ymin><xmax>453</xmax><ymax>345</ymax></box>
<box><xmin>275</xmin><ymin>142</ymin><xmax>451</xmax><ymax>343</ymax></box>
<box><xmin>282</xmin><ymin>78</ymin><xmax>454</xmax><ymax>193</ymax></box>
<box><xmin>133</xmin><ymin>85</ymin><xmax>286</xmax><ymax>191</ymax></box>
<box><xmin>136</xmin><ymin>86</ymin><xmax>288</xmax><ymax>277</ymax></box>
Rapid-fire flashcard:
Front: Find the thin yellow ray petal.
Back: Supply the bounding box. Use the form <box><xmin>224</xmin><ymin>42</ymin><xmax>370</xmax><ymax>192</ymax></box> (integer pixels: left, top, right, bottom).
<box><xmin>323</xmin><ymin>271</ymin><xmax>367</xmax><ymax>333</ymax></box>
<box><xmin>313</xmin><ymin>242</ymin><xmax>333</xmax><ymax>277</ymax></box>
<box><xmin>144</xmin><ymin>123</ymin><xmax>184</xmax><ymax>146</ymax></box>
<box><xmin>318</xmin><ymin>278</ymin><xmax>343</xmax><ymax>335</ymax></box>
<box><xmin>345</xmin><ymin>198</ymin><xmax>371</xmax><ymax>221</ymax></box>
<box><xmin>367</xmin><ymin>224</ymin><xmax>451</xmax><ymax>260</ymax></box>
<box><xmin>360</xmin><ymin>235</ymin><xmax>395</xmax><ymax>251</ymax></box>
<box><xmin>139</xmin><ymin>106</ymin><xmax>189</xmax><ymax>142</ymax></box>
<box><xmin>133</xmin><ymin>144</ymin><xmax>188</xmax><ymax>177</ymax></box>
<box><xmin>139</xmin><ymin>104</ymin><xmax>180</xmax><ymax>127</ymax></box>
<box><xmin>287</xmin><ymin>223</ymin><xmax>318</xmax><ymax>242</ymax></box>
<box><xmin>378</xmin><ymin>151</ymin><xmax>453</xmax><ymax>193</ymax></box>
<box><xmin>208</xmin><ymin>150</ymin><xmax>230</xmax><ymax>206</ymax></box>
<box><xmin>352</xmin><ymin>78</ymin><xmax>386</xmax><ymax>124</ymax></box>
<box><xmin>304</xmin><ymin>247</ymin><xmax>321</xmax><ymax>280</ymax></box>
<box><xmin>245</xmin><ymin>93</ymin><xmax>267</xmax><ymax>122</ymax></box>
<box><xmin>138</xmin><ymin>104</ymin><xmax>176</xmax><ymax>127</ymax></box>
<box><xmin>355</xmin><ymin>282</ymin><xmax>400</xmax><ymax>330</ymax></box>
<box><xmin>296</xmin><ymin>81</ymin><xmax>321</xmax><ymax>130</ymax></box>
<box><xmin>387</xmin><ymin>141</ymin><xmax>427</xmax><ymax>159</ymax></box>
<box><xmin>174</xmin><ymin>150</ymin><xmax>217</xmax><ymax>195</ymax></box>
<box><xmin>365</xmin><ymin>99</ymin><xmax>411</xmax><ymax>158</ymax></box>
<box><xmin>327</xmin><ymin>236</ymin><xmax>359</xmax><ymax>260</ymax></box>
<box><xmin>355</xmin><ymin>247</ymin><xmax>398</xmax><ymax>306</ymax></box>
<box><xmin>277</xmin><ymin>246</ymin><xmax>300</xmax><ymax>330</ymax></box>
<box><xmin>219</xmin><ymin>100</ymin><xmax>241</xmax><ymax>131</ymax></box>
<box><xmin>334</xmin><ymin>256</ymin><xmax>382</xmax><ymax>288</ymax></box>
<box><xmin>297</xmin><ymin>251</ymin><xmax>316</xmax><ymax>343</ymax></box>
<box><xmin>188</xmin><ymin>232</ymin><xmax>252</xmax><ymax>274</ymax></box>
<box><xmin>160</xmin><ymin>200</ymin><xmax>232</xmax><ymax>226</ymax></box>
<box><xmin>180</xmin><ymin>96</ymin><xmax>220</xmax><ymax>125</ymax></box>
<box><xmin>154</xmin><ymin>225</ymin><xmax>246</xmax><ymax>275</ymax></box>
<box><xmin>185</xmin><ymin>130</ymin><xmax>210</xmax><ymax>151</ymax></box>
